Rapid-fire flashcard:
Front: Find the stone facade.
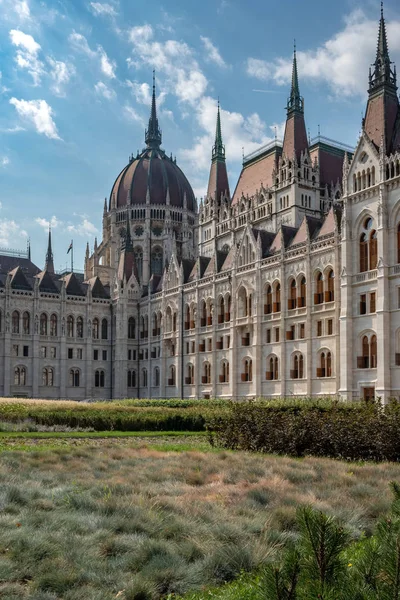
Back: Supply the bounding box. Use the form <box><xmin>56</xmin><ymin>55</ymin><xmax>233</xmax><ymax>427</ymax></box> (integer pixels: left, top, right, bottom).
<box><xmin>0</xmin><ymin>9</ymin><xmax>400</xmax><ymax>401</ymax></box>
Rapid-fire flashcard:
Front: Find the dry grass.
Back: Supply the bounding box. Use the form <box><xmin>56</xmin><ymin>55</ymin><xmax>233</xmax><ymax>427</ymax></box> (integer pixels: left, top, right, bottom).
<box><xmin>0</xmin><ymin>443</ymin><xmax>400</xmax><ymax>599</ymax></box>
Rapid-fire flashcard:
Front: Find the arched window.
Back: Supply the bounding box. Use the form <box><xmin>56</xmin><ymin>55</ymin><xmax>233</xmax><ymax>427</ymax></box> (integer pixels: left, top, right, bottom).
<box><xmin>315</xmin><ymin>273</ymin><xmax>323</xmax><ymax>305</ymax></box>
<box><xmin>134</xmin><ymin>246</ymin><xmax>143</xmax><ymax>280</ymax></box>
<box><xmin>242</xmin><ymin>359</ymin><xmax>253</xmax><ymax>382</ymax></box>
<box><xmin>219</xmin><ymin>361</ymin><xmax>229</xmax><ymax>383</ymax></box>
<box><xmin>200</xmin><ymin>300</ymin><xmax>207</xmax><ymax>327</ymax></box>
<box><xmin>202</xmin><ymin>362</ymin><xmax>211</xmax><ymax>384</ymax></box>
<box><xmin>168</xmin><ymin>365</ymin><xmax>176</xmax><ymax>386</ymax></box>
<box><xmin>14</xmin><ymin>366</ymin><xmax>26</xmax><ymax>386</ymax></box>
<box><xmin>218</xmin><ymin>297</ymin><xmax>225</xmax><ymax>324</ymax></box>
<box><xmin>397</xmin><ymin>224</ymin><xmax>400</xmax><ymax>264</ymax></box>
<box><xmin>360</xmin><ymin>233</ymin><xmax>368</xmax><ymax>272</ymax></box>
<box><xmin>369</xmin><ymin>230</ymin><xmax>377</xmax><ymax>270</ymax></box>
<box><xmin>371</xmin><ymin>335</ymin><xmax>377</xmax><ymax>368</ymax></box>
<box><xmin>325</xmin><ymin>270</ymin><xmax>334</xmax><ymax>302</ymax></box>
<box><xmin>151</xmin><ymin>246</ymin><xmax>163</xmax><ymax>276</ymax></box>
<box><xmin>12</xmin><ymin>311</ymin><xmax>20</xmax><ymax>334</ymax></box>
<box><xmin>273</xmin><ymin>283</ymin><xmax>281</xmax><ymax>313</ymax></box>
<box><xmin>291</xmin><ymin>354</ymin><xmax>304</xmax><ymax>379</ymax></box>
<box><xmin>299</xmin><ymin>277</ymin><xmax>306</xmax><ymax>308</ymax></box>
<box><xmin>359</xmin><ymin>336</ymin><xmax>370</xmax><ymax>369</ymax></box>
<box><xmin>50</xmin><ymin>314</ymin><xmax>57</xmax><ymax>337</ymax></box>
<box><xmin>184</xmin><ymin>305</ymin><xmax>190</xmax><ymax>330</ymax></box>
<box><xmin>92</xmin><ymin>318</ymin><xmax>99</xmax><ymax>339</ymax></box>
<box><xmin>266</xmin><ymin>356</ymin><xmax>279</xmax><ymax>381</ymax></box>
<box><xmin>153</xmin><ymin>367</ymin><xmax>160</xmax><ymax>386</ymax></box>
<box><xmin>76</xmin><ymin>317</ymin><xmax>84</xmax><ymax>338</ymax></box>
<box><xmin>186</xmin><ymin>363</ymin><xmax>194</xmax><ymax>385</ymax></box>
<box><xmin>67</xmin><ymin>315</ymin><xmax>74</xmax><ymax>338</ymax></box>
<box><xmin>288</xmin><ymin>279</ymin><xmax>297</xmax><ymax>310</ymax></box>
<box><xmin>225</xmin><ymin>295</ymin><xmax>231</xmax><ymax>322</ymax></box>
<box><xmin>40</xmin><ymin>313</ymin><xmax>48</xmax><ymax>336</ymax></box>
<box><xmin>42</xmin><ymin>367</ymin><xmax>54</xmax><ymax>386</ymax></box>
<box><xmin>23</xmin><ymin>311</ymin><xmax>30</xmax><ymax>335</ymax></box>
<box><xmin>127</xmin><ymin>370</ymin><xmax>136</xmax><ymax>388</ymax></box>
<box><xmin>264</xmin><ymin>285</ymin><xmax>272</xmax><ymax>314</ymax></box>
<box><xmin>326</xmin><ymin>352</ymin><xmax>332</xmax><ymax>377</ymax></box>
<box><xmin>101</xmin><ymin>318</ymin><xmax>108</xmax><ymax>340</ymax></box>
<box><xmin>69</xmin><ymin>369</ymin><xmax>80</xmax><ymax>387</ymax></box>
<box><xmin>142</xmin><ymin>369</ymin><xmax>148</xmax><ymax>387</ymax></box>
<box><xmin>95</xmin><ymin>370</ymin><xmax>105</xmax><ymax>388</ymax></box>
<box><xmin>128</xmin><ymin>317</ymin><xmax>136</xmax><ymax>339</ymax></box>
<box><xmin>172</xmin><ymin>312</ymin><xmax>177</xmax><ymax>332</ymax></box>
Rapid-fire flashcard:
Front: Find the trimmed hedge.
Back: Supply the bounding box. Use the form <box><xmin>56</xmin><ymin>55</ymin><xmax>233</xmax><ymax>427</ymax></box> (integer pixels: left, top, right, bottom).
<box><xmin>207</xmin><ymin>399</ymin><xmax>400</xmax><ymax>461</ymax></box>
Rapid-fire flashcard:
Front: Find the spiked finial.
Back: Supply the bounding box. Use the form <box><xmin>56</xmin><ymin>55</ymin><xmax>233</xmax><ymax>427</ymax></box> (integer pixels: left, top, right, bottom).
<box><xmin>45</xmin><ymin>225</ymin><xmax>54</xmax><ymax>274</ymax></box>
<box><xmin>123</xmin><ymin>211</ymin><xmax>133</xmax><ymax>251</ymax></box>
<box><xmin>286</xmin><ymin>41</ymin><xmax>304</xmax><ymax>115</ymax></box>
<box><xmin>369</xmin><ymin>2</ymin><xmax>397</xmax><ymax>93</ymax></box>
<box><xmin>145</xmin><ymin>70</ymin><xmax>162</xmax><ymax>149</ymax></box>
<box><xmin>212</xmin><ymin>99</ymin><xmax>225</xmax><ymax>161</ymax></box>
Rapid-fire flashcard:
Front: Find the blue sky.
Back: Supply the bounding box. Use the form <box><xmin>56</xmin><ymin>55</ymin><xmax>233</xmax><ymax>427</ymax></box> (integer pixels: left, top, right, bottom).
<box><xmin>0</xmin><ymin>0</ymin><xmax>399</xmax><ymax>271</ymax></box>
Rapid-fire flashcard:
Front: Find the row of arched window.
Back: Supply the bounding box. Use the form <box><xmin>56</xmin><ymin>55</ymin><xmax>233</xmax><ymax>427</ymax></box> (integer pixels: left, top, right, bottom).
<box><xmin>264</xmin><ymin>270</ymin><xmax>334</xmax><ymax>314</ymax></box>
<box><xmin>13</xmin><ymin>367</ymin><xmax>106</xmax><ymax>388</ymax></box>
<box><xmin>9</xmin><ymin>312</ymin><xmax>108</xmax><ymax>339</ymax></box>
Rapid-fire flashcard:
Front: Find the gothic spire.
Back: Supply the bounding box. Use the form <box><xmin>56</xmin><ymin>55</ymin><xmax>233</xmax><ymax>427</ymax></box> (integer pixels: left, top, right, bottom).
<box><xmin>123</xmin><ymin>211</ymin><xmax>133</xmax><ymax>252</ymax></box>
<box><xmin>44</xmin><ymin>226</ymin><xmax>55</xmax><ymax>274</ymax></box>
<box><xmin>145</xmin><ymin>70</ymin><xmax>162</xmax><ymax>149</ymax></box>
<box><xmin>212</xmin><ymin>100</ymin><xmax>225</xmax><ymax>161</ymax></box>
<box><xmin>369</xmin><ymin>2</ymin><xmax>397</xmax><ymax>94</ymax></box>
<box><xmin>287</xmin><ymin>42</ymin><xmax>304</xmax><ymax>116</ymax></box>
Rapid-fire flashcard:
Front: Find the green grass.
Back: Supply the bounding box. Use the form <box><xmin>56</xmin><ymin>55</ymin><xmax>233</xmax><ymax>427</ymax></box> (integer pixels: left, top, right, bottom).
<box><xmin>0</xmin><ymin>445</ymin><xmax>400</xmax><ymax>599</ymax></box>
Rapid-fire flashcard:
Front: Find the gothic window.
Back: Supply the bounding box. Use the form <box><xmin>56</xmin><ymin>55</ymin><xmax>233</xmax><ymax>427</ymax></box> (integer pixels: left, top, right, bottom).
<box><xmin>95</xmin><ymin>370</ymin><xmax>105</xmax><ymax>388</ymax></box>
<box><xmin>299</xmin><ymin>277</ymin><xmax>306</xmax><ymax>308</ymax></box>
<box><xmin>238</xmin><ymin>287</ymin><xmax>248</xmax><ymax>318</ymax></box>
<box><xmin>266</xmin><ymin>356</ymin><xmax>279</xmax><ymax>380</ymax></box>
<box><xmin>219</xmin><ymin>361</ymin><xmax>229</xmax><ymax>383</ymax></box>
<box><xmin>218</xmin><ymin>297</ymin><xmax>225</xmax><ymax>324</ymax></box>
<box><xmin>186</xmin><ymin>363</ymin><xmax>194</xmax><ymax>385</ymax></box>
<box><xmin>69</xmin><ymin>369</ymin><xmax>80</xmax><ymax>387</ymax></box>
<box><xmin>92</xmin><ymin>318</ymin><xmax>99</xmax><ymax>340</ymax></box>
<box><xmin>202</xmin><ymin>362</ymin><xmax>211</xmax><ymax>385</ymax></box>
<box><xmin>242</xmin><ymin>359</ymin><xmax>253</xmax><ymax>382</ymax></box>
<box><xmin>184</xmin><ymin>305</ymin><xmax>190</xmax><ymax>330</ymax></box>
<box><xmin>317</xmin><ymin>352</ymin><xmax>332</xmax><ymax>378</ymax></box>
<box><xmin>127</xmin><ymin>370</ymin><xmax>136</xmax><ymax>388</ymax></box>
<box><xmin>325</xmin><ymin>270</ymin><xmax>335</xmax><ymax>302</ymax></box>
<box><xmin>128</xmin><ymin>317</ymin><xmax>136</xmax><ymax>339</ymax></box>
<box><xmin>168</xmin><ymin>366</ymin><xmax>176</xmax><ymax>386</ymax></box>
<box><xmin>76</xmin><ymin>317</ymin><xmax>84</xmax><ymax>339</ymax></box>
<box><xmin>273</xmin><ymin>283</ymin><xmax>281</xmax><ymax>313</ymax></box>
<box><xmin>12</xmin><ymin>311</ymin><xmax>20</xmax><ymax>334</ymax></box>
<box><xmin>42</xmin><ymin>367</ymin><xmax>54</xmax><ymax>386</ymax></box>
<box><xmin>134</xmin><ymin>246</ymin><xmax>143</xmax><ymax>280</ymax></box>
<box><xmin>40</xmin><ymin>313</ymin><xmax>48</xmax><ymax>336</ymax></box>
<box><xmin>200</xmin><ymin>300</ymin><xmax>207</xmax><ymax>327</ymax></box>
<box><xmin>371</xmin><ymin>335</ymin><xmax>377</xmax><ymax>368</ymax></box>
<box><xmin>315</xmin><ymin>272</ymin><xmax>323</xmax><ymax>305</ymax></box>
<box><xmin>142</xmin><ymin>369</ymin><xmax>148</xmax><ymax>387</ymax></box>
<box><xmin>370</xmin><ymin>230</ymin><xmax>377</xmax><ymax>270</ymax></box>
<box><xmin>14</xmin><ymin>366</ymin><xmax>26</xmax><ymax>386</ymax></box>
<box><xmin>101</xmin><ymin>318</ymin><xmax>108</xmax><ymax>340</ymax></box>
<box><xmin>264</xmin><ymin>285</ymin><xmax>272</xmax><ymax>314</ymax></box>
<box><xmin>291</xmin><ymin>353</ymin><xmax>304</xmax><ymax>379</ymax></box>
<box><xmin>360</xmin><ymin>217</ymin><xmax>377</xmax><ymax>273</ymax></box>
<box><xmin>151</xmin><ymin>246</ymin><xmax>163</xmax><ymax>276</ymax></box>
<box><xmin>360</xmin><ymin>234</ymin><xmax>368</xmax><ymax>272</ymax></box>
<box><xmin>288</xmin><ymin>279</ymin><xmax>297</xmax><ymax>310</ymax></box>
<box><xmin>23</xmin><ymin>312</ymin><xmax>30</xmax><ymax>335</ymax></box>
<box><xmin>153</xmin><ymin>367</ymin><xmax>160</xmax><ymax>387</ymax></box>
<box><xmin>67</xmin><ymin>315</ymin><xmax>74</xmax><ymax>338</ymax></box>
<box><xmin>397</xmin><ymin>223</ymin><xmax>400</xmax><ymax>264</ymax></box>
<box><xmin>50</xmin><ymin>314</ymin><xmax>57</xmax><ymax>337</ymax></box>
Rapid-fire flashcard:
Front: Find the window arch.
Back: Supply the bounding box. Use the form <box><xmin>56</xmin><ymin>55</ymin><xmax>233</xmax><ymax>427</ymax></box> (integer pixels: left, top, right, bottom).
<box><xmin>219</xmin><ymin>360</ymin><xmax>229</xmax><ymax>383</ymax></box>
<box><xmin>128</xmin><ymin>317</ymin><xmax>136</xmax><ymax>339</ymax></box>
<box><xmin>237</xmin><ymin>287</ymin><xmax>248</xmax><ymax>318</ymax></box>
<box><xmin>134</xmin><ymin>246</ymin><xmax>143</xmax><ymax>280</ymax></box>
<box><xmin>67</xmin><ymin>315</ymin><xmax>74</xmax><ymax>338</ymax></box>
<box><xmin>264</xmin><ymin>284</ymin><xmax>272</xmax><ymax>314</ymax></box>
<box><xmin>266</xmin><ymin>355</ymin><xmax>279</xmax><ymax>380</ymax></box>
<box><xmin>42</xmin><ymin>367</ymin><xmax>54</xmax><ymax>386</ymax></box>
<box><xmin>50</xmin><ymin>314</ymin><xmax>57</xmax><ymax>337</ymax></box>
<box><xmin>127</xmin><ymin>370</ymin><xmax>136</xmax><ymax>388</ymax></box>
<box><xmin>218</xmin><ymin>296</ymin><xmax>225</xmax><ymax>324</ymax></box>
<box><xmin>359</xmin><ymin>217</ymin><xmax>378</xmax><ymax>272</ymax></box>
<box><xmin>76</xmin><ymin>316</ymin><xmax>84</xmax><ymax>339</ymax></box>
<box><xmin>92</xmin><ymin>318</ymin><xmax>99</xmax><ymax>340</ymax></box>
<box><xmin>298</xmin><ymin>276</ymin><xmax>306</xmax><ymax>308</ymax></box>
<box><xmin>12</xmin><ymin>310</ymin><xmax>20</xmax><ymax>334</ymax></box>
<box><xmin>69</xmin><ymin>369</ymin><xmax>80</xmax><ymax>387</ymax></box>
<box><xmin>95</xmin><ymin>370</ymin><xmax>105</xmax><ymax>388</ymax></box>
<box><xmin>14</xmin><ymin>366</ymin><xmax>26</xmax><ymax>386</ymax></box>
<box><xmin>153</xmin><ymin>367</ymin><xmax>160</xmax><ymax>387</ymax></box>
<box><xmin>317</xmin><ymin>351</ymin><xmax>332</xmax><ymax>378</ymax></box>
<box><xmin>291</xmin><ymin>353</ymin><xmax>304</xmax><ymax>379</ymax></box>
<box><xmin>273</xmin><ymin>283</ymin><xmax>281</xmax><ymax>313</ymax></box>
<box><xmin>142</xmin><ymin>368</ymin><xmax>148</xmax><ymax>387</ymax></box>
<box><xmin>22</xmin><ymin>311</ymin><xmax>30</xmax><ymax>335</ymax></box>
<box><xmin>186</xmin><ymin>363</ymin><xmax>194</xmax><ymax>385</ymax></box>
<box><xmin>202</xmin><ymin>362</ymin><xmax>211</xmax><ymax>384</ymax></box>
<box><xmin>288</xmin><ymin>279</ymin><xmax>297</xmax><ymax>310</ymax></box>
<box><xmin>151</xmin><ymin>246</ymin><xmax>163</xmax><ymax>276</ymax></box>
<box><xmin>358</xmin><ymin>334</ymin><xmax>377</xmax><ymax>369</ymax></box>
<box><xmin>397</xmin><ymin>223</ymin><xmax>400</xmax><ymax>264</ymax></box>
<box><xmin>40</xmin><ymin>313</ymin><xmax>48</xmax><ymax>336</ymax></box>
<box><xmin>168</xmin><ymin>365</ymin><xmax>176</xmax><ymax>386</ymax></box>
<box><xmin>370</xmin><ymin>230</ymin><xmax>377</xmax><ymax>270</ymax></box>
<box><xmin>325</xmin><ymin>269</ymin><xmax>334</xmax><ymax>302</ymax></box>
<box><xmin>314</xmin><ymin>272</ymin><xmax>323</xmax><ymax>305</ymax></box>
<box><xmin>242</xmin><ymin>358</ymin><xmax>253</xmax><ymax>382</ymax></box>
<box><xmin>101</xmin><ymin>318</ymin><xmax>108</xmax><ymax>340</ymax></box>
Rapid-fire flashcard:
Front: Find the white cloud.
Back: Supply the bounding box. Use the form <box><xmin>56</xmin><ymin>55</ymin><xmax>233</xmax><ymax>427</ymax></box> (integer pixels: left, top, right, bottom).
<box><xmin>47</xmin><ymin>58</ymin><xmax>75</xmax><ymax>96</ymax></box>
<box><xmin>246</xmin><ymin>9</ymin><xmax>400</xmax><ymax>97</ymax></box>
<box><xmin>127</xmin><ymin>24</ymin><xmax>207</xmax><ymax>105</ymax></box>
<box><xmin>0</xmin><ymin>220</ymin><xmax>27</xmax><ymax>246</ymax></box>
<box><xmin>1</xmin><ymin>157</ymin><xmax>10</xmax><ymax>167</ymax></box>
<box><xmin>1</xmin><ymin>125</ymin><xmax>25</xmax><ymax>133</ymax></box>
<box><xmin>35</xmin><ymin>216</ymin><xmax>61</xmax><ymax>230</ymax></box>
<box><xmin>200</xmin><ymin>36</ymin><xmax>228</xmax><ymax>68</ymax></box>
<box><xmin>14</xmin><ymin>0</ymin><xmax>30</xmax><ymax>19</ymax></box>
<box><xmin>0</xmin><ymin>71</ymin><xmax>10</xmax><ymax>94</ymax></box>
<box><xmin>125</xmin><ymin>80</ymin><xmax>166</xmax><ymax>107</ymax></box>
<box><xmin>66</xmin><ymin>216</ymin><xmax>98</xmax><ymax>236</ymax></box>
<box><xmin>124</xmin><ymin>105</ymin><xmax>144</xmax><ymax>124</ymax></box>
<box><xmin>9</xmin><ymin>29</ymin><xmax>43</xmax><ymax>85</ymax></box>
<box><xmin>95</xmin><ymin>81</ymin><xmax>116</xmax><ymax>100</ymax></box>
<box><xmin>9</xmin><ymin>98</ymin><xmax>61</xmax><ymax>140</ymax></box>
<box><xmin>90</xmin><ymin>2</ymin><xmax>117</xmax><ymax>17</ymax></box>
<box><xmin>69</xmin><ymin>32</ymin><xmax>116</xmax><ymax>79</ymax></box>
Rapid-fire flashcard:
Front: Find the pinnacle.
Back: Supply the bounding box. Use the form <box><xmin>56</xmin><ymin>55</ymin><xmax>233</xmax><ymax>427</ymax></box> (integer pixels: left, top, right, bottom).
<box><xmin>212</xmin><ymin>99</ymin><xmax>225</xmax><ymax>161</ymax></box>
<box><xmin>287</xmin><ymin>44</ymin><xmax>303</xmax><ymax>115</ymax></box>
<box><xmin>145</xmin><ymin>70</ymin><xmax>162</xmax><ymax>149</ymax></box>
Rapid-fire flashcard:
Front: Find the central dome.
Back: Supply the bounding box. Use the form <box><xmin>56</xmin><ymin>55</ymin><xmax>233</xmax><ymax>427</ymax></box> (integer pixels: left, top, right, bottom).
<box><xmin>110</xmin><ymin>147</ymin><xmax>196</xmax><ymax>211</ymax></box>
<box><xmin>109</xmin><ymin>74</ymin><xmax>196</xmax><ymax>213</ymax></box>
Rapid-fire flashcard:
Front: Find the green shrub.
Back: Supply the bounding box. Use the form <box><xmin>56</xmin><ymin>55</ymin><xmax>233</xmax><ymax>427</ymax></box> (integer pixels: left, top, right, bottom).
<box><xmin>208</xmin><ymin>398</ymin><xmax>400</xmax><ymax>462</ymax></box>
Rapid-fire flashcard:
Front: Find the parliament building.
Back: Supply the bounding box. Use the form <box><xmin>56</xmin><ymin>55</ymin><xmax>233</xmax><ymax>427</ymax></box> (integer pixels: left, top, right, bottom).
<box><xmin>1</xmin><ymin>8</ymin><xmax>400</xmax><ymax>401</ymax></box>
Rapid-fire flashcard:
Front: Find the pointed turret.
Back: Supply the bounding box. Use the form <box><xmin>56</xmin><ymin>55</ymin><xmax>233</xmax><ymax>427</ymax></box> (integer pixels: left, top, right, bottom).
<box><xmin>118</xmin><ymin>212</ymin><xmax>138</xmax><ymax>283</ymax></box>
<box><xmin>282</xmin><ymin>43</ymin><xmax>308</xmax><ymax>163</ymax></box>
<box><xmin>364</xmin><ymin>3</ymin><xmax>399</xmax><ymax>153</ymax></box>
<box><xmin>44</xmin><ymin>226</ymin><xmax>54</xmax><ymax>274</ymax></box>
<box><xmin>206</xmin><ymin>100</ymin><xmax>230</xmax><ymax>203</ymax></box>
<box><xmin>145</xmin><ymin>71</ymin><xmax>162</xmax><ymax>149</ymax></box>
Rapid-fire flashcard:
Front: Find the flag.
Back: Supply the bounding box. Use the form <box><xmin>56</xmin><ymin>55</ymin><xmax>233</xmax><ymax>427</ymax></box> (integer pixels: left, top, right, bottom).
<box><xmin>67</xmin><ymin>242</ymin><xmax>73</xmax><ymax>254</ymax></box>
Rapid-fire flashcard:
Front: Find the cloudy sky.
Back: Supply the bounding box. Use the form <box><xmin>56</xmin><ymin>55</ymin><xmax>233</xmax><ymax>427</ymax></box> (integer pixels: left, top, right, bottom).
<box><xmin>0</xmin><ymin>0</ymin><xmax>399</xmax><ymax>270</ymax></box>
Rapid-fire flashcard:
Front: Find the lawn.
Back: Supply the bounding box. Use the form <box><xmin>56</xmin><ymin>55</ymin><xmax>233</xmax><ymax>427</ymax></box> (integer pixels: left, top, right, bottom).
<box><xmin>0</xmin><ymin>442</ymin><xmax>400</xmax><ymax>599</ymax></box>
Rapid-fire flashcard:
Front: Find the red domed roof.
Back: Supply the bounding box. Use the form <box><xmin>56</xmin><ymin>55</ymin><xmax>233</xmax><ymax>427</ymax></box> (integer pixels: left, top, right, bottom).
<box><xmin>109</xmin><ymin>147</ymin><xmax>196</xmax><ymax>211</ymax></box>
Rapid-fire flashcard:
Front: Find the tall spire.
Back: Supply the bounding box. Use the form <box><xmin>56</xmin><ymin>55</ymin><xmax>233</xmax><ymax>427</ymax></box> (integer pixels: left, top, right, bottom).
<box><xmin>145</xmin><ymin>70</ymin><xmax>162</xmax><ymax>149</ymax></box>
<box><xmin>287</xmin><ymin>41</ymin><xmax>304</xmax><ymax>116</ymax></box>
<box><xmin>212</xmin><ymin>100</ymin><xmax>225</xmax><ymax>162</ymax></box>
<box><xmin>45</xmin><ymin>226</ymin><xmax>54</xmax><ymax>274</ymax></box>
<box><xmin>369</xmin><ymin>2</ymin><xmax>397</xmax><ymax>94</ymax></box>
